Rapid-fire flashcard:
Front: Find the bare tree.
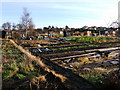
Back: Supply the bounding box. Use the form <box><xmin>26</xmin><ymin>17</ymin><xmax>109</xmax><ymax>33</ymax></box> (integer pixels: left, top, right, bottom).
<box><xmin>12</xmin><ymin>23</ymin><xmax>16</xmax><ymax>30</ymax></box>
<box><xmin>7</xmin><ymin>22</ymin><xmax>11</xmax><ymax>30</ymax></box>
<box><xmin>29</xmin><ymin>19</ymin><xmax>35</xmax><ymax>30</ymax></box>
<box><xmin>2</xmin><ymin>22</ymin><xmax>11</xmax><ymax>30</ymax></box>
<box><xmin>16</xmin><ymin>24</ymin><xmax>23</xmax><ymax>30</ymax></box>
<box><xmin>21</xmin><ymin>8</ymin><xmax>35</xmax><ymax>37</ymax></box>
<box><xmin>2</xmin><ymin>23</ymin><xmax>6</xmax><ymax>30</ymax></box>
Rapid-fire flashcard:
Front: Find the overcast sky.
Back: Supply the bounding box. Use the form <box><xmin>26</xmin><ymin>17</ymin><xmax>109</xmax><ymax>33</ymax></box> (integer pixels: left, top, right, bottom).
<box><xmin>1</xmin><ymin>0</ymin><xmax>119</xmax><ymax>28</ymax></box>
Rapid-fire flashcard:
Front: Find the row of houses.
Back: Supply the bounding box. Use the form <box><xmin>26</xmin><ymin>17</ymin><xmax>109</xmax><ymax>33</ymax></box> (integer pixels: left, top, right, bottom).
<box><xmin>38</xmin><ymin>26</ymin><xmax>119</xmax><ymax>37</ymax></box>
<box><xmin>72</xmin><ymin>27</ymin><xmax>118</xmax><ymax>37</ymax></box>
<box><xmin>41</xmin><ymin>26</ymin><xmax>119</xmax><ymax>37</ymax></box>
<box><xmin>0</xmin><ymin>26</ymin><xmax>119</xmax><ymax>39</ymax></box>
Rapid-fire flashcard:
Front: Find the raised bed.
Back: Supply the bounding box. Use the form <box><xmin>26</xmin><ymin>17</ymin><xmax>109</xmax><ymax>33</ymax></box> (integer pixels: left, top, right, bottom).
<box><xmin>17</xmin><ymin>36</ymin><xmax>120</xmax><ymax>89</ymax></box>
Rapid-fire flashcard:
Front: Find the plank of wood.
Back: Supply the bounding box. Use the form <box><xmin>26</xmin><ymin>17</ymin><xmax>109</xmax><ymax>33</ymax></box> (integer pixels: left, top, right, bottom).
<box><xmin>98</xmin><ymin>47</ymin><xmax>120</xmax><ymax>51</ymax></box>
<box><xmin>42</xmin><ymin>51</ymin><xmax>85</xmax><ymax>57</ymax></box>
<box><xmin>51</xmin><ymin>52</ymin><xmax>96</xmax><ymax>61</ymax></box>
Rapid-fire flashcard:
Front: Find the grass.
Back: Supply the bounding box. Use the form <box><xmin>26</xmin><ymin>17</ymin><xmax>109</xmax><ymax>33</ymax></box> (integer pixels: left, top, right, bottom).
<box><xmin>51</xmin><ymin>44</ymin><xmax>98</xmax><ymax>51</ymax></box>
<box><xmin>2</xmin><ymin>40</ymin><xmax>44</xmax><ymax>80</ymax></box>
<box><xmin>66</xmin><ymin>36</ymin><xmax>120</xmax><ymax>43</ymax></box>
<box><xmin>2</xmin><ymin>40</ymin><xmax>69</xmax><ymax>89</ymax></box>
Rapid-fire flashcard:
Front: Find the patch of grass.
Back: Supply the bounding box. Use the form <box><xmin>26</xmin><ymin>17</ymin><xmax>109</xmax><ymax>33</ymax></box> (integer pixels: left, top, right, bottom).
<box><xmin>15</xmin><ymin>74</ymin><xmax>26</xmax><ymax>79</ymax></box>
<box><xmin>80</xmin><ymin>73</ymin><xmax>104</xmax><ymax>85</ymax></box>
<box><xmin>3</xmin><ymin>70</ymin><xmax>13</xmax><ymax>79</ymax></box>
<box><xmin>66</xmin><ymin>36</ymin><xmax>119</xmax><ymax>43</ymax></box>
<box><xmin>28</xmin><ymin>72</ymin><xmax>40</xmax><ymax>77</ymax></box>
